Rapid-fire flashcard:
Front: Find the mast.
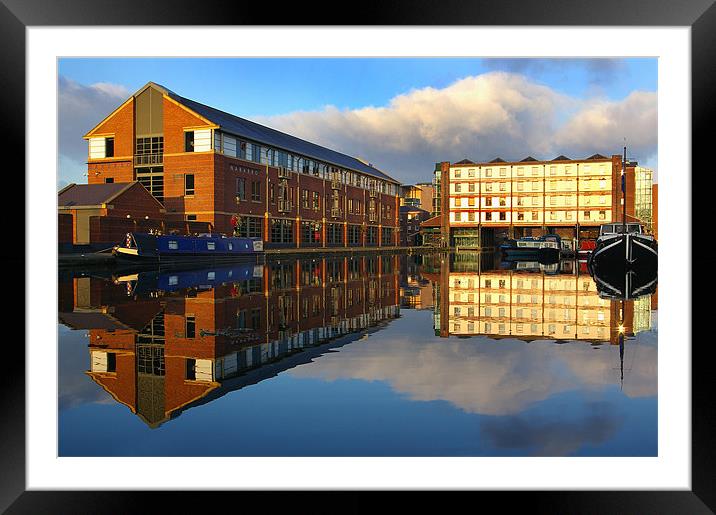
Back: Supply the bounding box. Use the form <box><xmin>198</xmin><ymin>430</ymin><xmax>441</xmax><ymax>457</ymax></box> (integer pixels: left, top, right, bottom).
<box><xmin>621</xmin><ymin>145</ymin><xmax>627</xmax><ymax>235</ymax></box>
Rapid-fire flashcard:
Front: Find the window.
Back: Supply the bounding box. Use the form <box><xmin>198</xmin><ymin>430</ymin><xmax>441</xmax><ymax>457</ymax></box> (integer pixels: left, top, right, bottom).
<box><xmin>485</xmin><ymin>168</ymin><xmax>492</xmax><ymax>177</ymax></box>
<box><xmin>185</xmin><ymin>174</ymin><xmax>195</xmax><ymax>196</ymax></box>
<box><xmin>454</xmin><ymin>169</ymin><xmax>462</xmax><ymax>178</ymax></box>
<box><xmin>105</xmin><ymin>137</ymin><xmax>114</xmax><ymax>157</ymax></box>
<box><xmin>251</xmin><ymin>181</ymin><xmax>261</xmax><ymax>202</ymax></box>
<box><xmin>599</xmin><ymin>210</ymin><xmax>606</xmax><ymax>220</ymax></box>
<box><xmin>485</xmin><ymin>197</ymin><xmax>492</xmax><ymax>207</ymax></box>
<box><xmin>499</xmin><ymin>168</ymin><xmax>506</xmax><ymax>177</ymax></box>
<box><xmin>185</xmin><ymin>358</ymin><xmax>196</xmax><ymax>380</ymax></box>
<box><xmin>454</xmin><ymin>183</ymin><xmax>462</xmax><ymax>192</ymax></box>
<box><xmin>186</xmin><ymin>215</ymin><xmax>197</xmax><ymax>221</ymax></box>
<box><xmin>207</xmin><ymin>242</ymin><xmax>215</xmax><ymax>250</ymax></box>
<box><xmin>236</xmin><ymin>178</ymin><xmax>246</xmax><ymax>200</ymax></box>
<box><xmin>312</xmin><ymin>191</ymin><xmax>320</xmax><ymax>211</ymax></box>
<box><xmin>485</xmin><ymin>183</ymin><xmax>493</xmax><ymax>192</ymax></box>
<box><xmin>302</xmin><ymin>189</ymin><xmax>309</xmax><ymax>208</ymax></box>
<box><xmin>550</xmin><ymin>166</ymin><xmax>557</xmax><ymax>176</ymax></box>
<box><xmin>517</xmin><ymin>167</ymin><xmax>524</xmax><ymax>176</ymax></box>
<box><xmin>168</xmin><ymin>240</ymin><xmax>178</xmax><ymax>250</ymax></box>
<box><xmin>499</xmin><ymin>212</ymin><xmax>506</xmax><ymax>221</ymax></box>
<box><xmin>186</xmin><ymin>316</ymin><xmax>196</xmax><ymax>338</ymax></box>
<box><xmin>468</xmin><ymin>183</ymin><xmax>475</xmax><ymax>192</ymax></box>
<box><xmin>584</xmin><ymin>210</ymin><xmax>591</xmax><ymax>219</ymax></box>
<box><xmin>499</xmin><ymin>183</ymin><xmax>506</xmax><ymax>191</ymax></box>
<box><xmin>185</xmin><ymin>131</ymin><xmax>194</xmax><ymax>152</ymax></box>
<box><xmin>485</xmin><ymin>212</ymin><xmax>493</xmax><ymax>221</ymax></box>
<box><xmin>104</xmin><ymin>177</ymin><xmax>114</xmax><ymax>183</ymax></box>
<box><xmin>468</xmin><ymin>169</ymin><xmax>475</xmax><ymax>178</ymax></box>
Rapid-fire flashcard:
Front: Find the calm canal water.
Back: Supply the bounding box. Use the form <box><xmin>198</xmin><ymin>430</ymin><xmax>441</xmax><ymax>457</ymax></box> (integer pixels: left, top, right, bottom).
<box><xmin>58</xmin><ymin>252</ymin><xmax>657</xmax><ymax>457</ymax></box>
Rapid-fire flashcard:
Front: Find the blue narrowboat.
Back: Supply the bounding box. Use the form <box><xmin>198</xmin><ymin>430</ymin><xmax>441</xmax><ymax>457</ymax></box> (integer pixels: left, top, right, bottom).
<box><xmin>113</xmin><ymin>232</ymin><xmax>263</xmax><ymax>263</ymax></box>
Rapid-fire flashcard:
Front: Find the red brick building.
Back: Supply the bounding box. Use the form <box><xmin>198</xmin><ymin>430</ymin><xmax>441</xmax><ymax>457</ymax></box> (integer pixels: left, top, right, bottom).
<box><xmin>58</xmin><ymin>181</ymin><xmax>165</xmax><ymax>246</ymax></box>
<box><xmin>84</xmin><ymin>82</ymin><xmax>401</xmax><ymax>248</ymax></box>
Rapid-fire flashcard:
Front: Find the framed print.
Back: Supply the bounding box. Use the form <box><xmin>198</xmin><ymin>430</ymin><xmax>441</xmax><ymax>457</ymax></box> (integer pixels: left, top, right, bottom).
<box><xmin>5</xmin><ymin>0</ymin><xmax>710</xmax><ymax>512</ymax></box>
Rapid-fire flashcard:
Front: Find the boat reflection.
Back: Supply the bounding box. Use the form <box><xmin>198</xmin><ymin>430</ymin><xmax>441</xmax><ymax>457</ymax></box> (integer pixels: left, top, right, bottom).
<box><xmin>58</xmin><ymin>255</ymin><xmax>401</xmax><ymax>428</ymax></box>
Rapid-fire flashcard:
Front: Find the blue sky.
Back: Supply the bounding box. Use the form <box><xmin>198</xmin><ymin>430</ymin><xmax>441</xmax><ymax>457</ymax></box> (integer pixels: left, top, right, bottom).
<box><xmin>58</xmin><ymin>58</ymin><xmax>658</xmax><ymax>187</ymax></box>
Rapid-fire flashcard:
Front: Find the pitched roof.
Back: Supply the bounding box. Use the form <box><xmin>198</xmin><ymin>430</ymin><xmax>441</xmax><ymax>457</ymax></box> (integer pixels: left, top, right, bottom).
<box><xmin>520</xmin><ymin>156</ymin><xmax>538</xmax><ymax>162</ymax></box>
<box><xmin>58</xmin><ymin>182</ymin><xmax>138</xmax><ymax>207</ymax></box>
<box><xmin>400</xmin><ymin>205</ymin><xmax>430</xmax><ymax>216</ymax></box>
<box><xmin>155</xmin><ymin>84</ymin><xmax>399</xmax><ymax>184</ymax></box>
<box><xmin>489</xmin><ymin>157</ymin><xmax>506</xmax><ymax>163</ymax></box>
<box><xmin>551</xmin><ymin>155</ymin><xmax>571</xmax><ymax>161</ymax></box>
<box><xmin>453</xmin><ymin>159</ymin><xmax>476</xmax><ymax>165</ymax></box>
<box><xmin>586</xmin><ymin>153</ymin><xmax>608</xmax><ymax>160</ymax></box>
<box><xmin>420</xmin><ymin>215</ymin><xmax>442</xmax><ymax>228</ymax></box>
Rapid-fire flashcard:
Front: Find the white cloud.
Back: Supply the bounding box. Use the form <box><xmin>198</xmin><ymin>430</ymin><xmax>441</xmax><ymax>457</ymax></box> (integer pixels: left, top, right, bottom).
<box><xmin>256</xmin><ymin>72</ymin><xmax>657</xmax><ymax>184</ymax></box>
<box><xmin>288</xmin><ymin>318</ymin><xmax>657</xmax><ymax>417</ymax></box>
<box><xmin>58</xmin><ymin>76</ymin><xmax>130</xmax><ymax>187</ymax></box>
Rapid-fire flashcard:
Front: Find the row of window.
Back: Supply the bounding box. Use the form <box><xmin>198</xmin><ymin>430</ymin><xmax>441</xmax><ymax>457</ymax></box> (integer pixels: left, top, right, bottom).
<box><xmin>452</xmin><ymin>210</ymin><xmax>609</xmax><ymax>222</ymax></box>
<box><xmin>201</xmin><ymin>130</ymin><xmax>399</xmax><ymax>196</ymax></box>
<box><xmin>453</xmin><ymin>195</ymin><xmax>609</xmax><ymax>207</ymax></box>
<box><xmin>452</xmin><ymin>163</ymin><xmax>610</xmax><ymax>179</ymax></box>
<box><xmin>452</xmin><ymin>179</ymin><xmax>608</xmax><ymax>193</ymax></box>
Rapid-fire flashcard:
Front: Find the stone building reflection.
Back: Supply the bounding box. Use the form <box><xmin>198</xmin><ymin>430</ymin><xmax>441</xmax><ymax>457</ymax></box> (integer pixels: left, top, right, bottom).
<box><xmin>58</xmin><ymin>255</ymin><xmax>401</xmax><ymax>428</ymax></box>
<box><xmin>423</xmin><ymin>252</ymin><xmax>653</xmax><ymax>344</ymax></box>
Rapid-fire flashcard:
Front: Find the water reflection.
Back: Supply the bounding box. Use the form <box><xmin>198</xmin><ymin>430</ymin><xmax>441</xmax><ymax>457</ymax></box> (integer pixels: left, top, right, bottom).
<box><xmin>58</xmin><ymin>252</ymin><xmax>657</xmax><ymax>456</ymax></box>
<box><xmin>59</xmin><ymin>255</ymin><xmax>400</xmax><ymax>428</ymax></box>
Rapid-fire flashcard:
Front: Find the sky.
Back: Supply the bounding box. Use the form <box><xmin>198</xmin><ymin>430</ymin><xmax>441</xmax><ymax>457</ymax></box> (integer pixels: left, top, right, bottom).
<box><xmin>57</xmin><ymin>58</ymin><xmax>657</xmax><ymax>189</ymax></box>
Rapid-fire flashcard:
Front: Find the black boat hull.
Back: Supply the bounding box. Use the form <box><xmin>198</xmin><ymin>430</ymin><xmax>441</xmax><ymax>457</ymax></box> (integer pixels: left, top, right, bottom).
<box><xmin>588</xmin><ymin>234</ymin><xmax>657</xmax><ymax>275</ymax></box>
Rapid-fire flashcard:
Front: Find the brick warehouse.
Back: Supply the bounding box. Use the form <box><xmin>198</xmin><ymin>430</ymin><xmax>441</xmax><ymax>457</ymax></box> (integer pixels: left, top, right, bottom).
<box><xmin>84</xmin><ymin>82</ymin><xmax>402</xmax><ymax>249</ymax></box>
<box><xmin>427</xmin><ymin>154</ymin><xmax>655</xmax><ymax>248</ymax></box>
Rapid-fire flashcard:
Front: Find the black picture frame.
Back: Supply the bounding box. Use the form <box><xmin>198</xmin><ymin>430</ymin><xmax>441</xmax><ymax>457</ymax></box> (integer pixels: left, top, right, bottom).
<box><xmin>4</xmin><ymin>0</ymin><xmax>708</xmax><ymax>512</ymax></box>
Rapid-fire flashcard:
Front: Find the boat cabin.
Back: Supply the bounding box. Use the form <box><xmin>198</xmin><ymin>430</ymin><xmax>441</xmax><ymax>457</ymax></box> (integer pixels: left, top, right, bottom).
<box><xmin>599</xmin><ymin>223</ymin><xmax>643</xmax><ymax>236</ymax></box>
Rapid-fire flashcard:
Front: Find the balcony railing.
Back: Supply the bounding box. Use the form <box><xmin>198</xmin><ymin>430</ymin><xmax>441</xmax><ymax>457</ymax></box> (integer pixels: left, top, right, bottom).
<box><xmin>331</xmin><ymin>208</ymin><xmax>342</xmax><ymax>218</ymax></box>
<box><xmin>368</xmin><ymin>212</ymin><xmax>378</xmax><ymax>222</ymax></box>
<box><xmin>134</xmin><ymin>153</ymin><xmax>164</xmax><ymax>166</ymax></box>
<box><xmin>277</xmin><ymin>167</ymin><xmax>291</xmax><ymax>179</ymax></box>
<box><xmin>369</xmin><ymin>188</ymin><xmax>378</xmax><ymax>198</ymax></box>
<box><xmin>331</xmin><ymin>178</ymin><xmax>341</xmax><ymax>190</ymax></box>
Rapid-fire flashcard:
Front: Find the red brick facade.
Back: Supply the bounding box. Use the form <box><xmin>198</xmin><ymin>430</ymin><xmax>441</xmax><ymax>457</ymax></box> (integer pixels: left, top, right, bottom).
<box><xmin>84</xmin><ymin>83</ymin><xmax>401</xmax><ymax>248</ymax></box>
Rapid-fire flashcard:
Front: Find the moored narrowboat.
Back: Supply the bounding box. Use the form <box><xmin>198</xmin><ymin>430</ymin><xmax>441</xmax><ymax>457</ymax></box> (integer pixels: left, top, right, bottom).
<box><xmin>499</xmin><ymin>234</ymin><xmax>561</xmax><ymax>263</ymax></box>
<box><xmin>113</xmin><ymin>232</ymin><xmax>263</xmax><ymax>263</ymax></box>
<box><xmin>587</xmin><ymin>223</ymin><xmax>657</xmax><ymax>276</ymax></box>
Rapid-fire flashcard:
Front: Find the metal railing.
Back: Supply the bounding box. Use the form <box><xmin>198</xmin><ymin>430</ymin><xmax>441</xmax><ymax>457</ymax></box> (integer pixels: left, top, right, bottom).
<box><xmin>278</xmin><ymin>200</ymin><xmax>292</xmax><ymax>213</ymax></box>
<box><xmin>331</xmin><ymin>208</ymin><xmax>342</xmax><ymax>218</ymax></box>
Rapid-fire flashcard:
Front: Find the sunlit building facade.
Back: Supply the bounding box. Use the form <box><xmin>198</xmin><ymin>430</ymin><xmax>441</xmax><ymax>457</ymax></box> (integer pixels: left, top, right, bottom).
<box><xmin>432</xmin><ymin>154</ymin><xmax>655</xmax><ymax>248</ymax></box>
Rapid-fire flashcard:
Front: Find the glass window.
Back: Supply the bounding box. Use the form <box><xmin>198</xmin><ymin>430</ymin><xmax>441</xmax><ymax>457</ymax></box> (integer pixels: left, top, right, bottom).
<box><xmin>184</xmin><ymin>174</ymin><xmax>195</xmax><ymax>196</ymax></box>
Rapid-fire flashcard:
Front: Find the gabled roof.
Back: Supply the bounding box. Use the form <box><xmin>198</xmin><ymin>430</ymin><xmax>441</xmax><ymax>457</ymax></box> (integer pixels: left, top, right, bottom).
<box><xmin>520</xmin><ymin>156</ymin><xmax>538</xmax><ymax>162</ymax></box>
<box><xmin>158</xmin><ymin>84</ymin><xmax>399</xmax><ymax>184</ymax></box>
<box><xmin>58</xmin><ymin>182</ymin><xmax>139</xmax><ymax>207</ymax></box>
<box><xmin>489</xmin><ymin>157</ymin><xmax>506</xmax><ymax>163</ymax></box>
<box><xmin>400</xmin><ymin>205</ymin><xmax>430</xmax><ymax>216</ymax></box>
<box><xmin>453</xmin><ymin>159</ymin><xmax>476</xmax><ymax>165</ymax></box>
<box><xmin>586</xmin><ymin>153</ymin><xmax>608</xmax><ymax>160</ymax></box>
<box><xmin>551</xmin><ymin>155</ymin><xmax>571</xmax><ymax>161</ymax></box>
<box><xmin>420</xmin><ymin>215</ymin><xmax>442</xmax><ymax>228</ymax></box>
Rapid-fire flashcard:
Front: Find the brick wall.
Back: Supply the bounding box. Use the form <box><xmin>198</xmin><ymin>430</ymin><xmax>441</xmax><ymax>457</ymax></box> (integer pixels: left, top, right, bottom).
<box><xmin>58</xmin><ymin>213</ymin><xmax>73</xmax><ymax>243</ymax></box>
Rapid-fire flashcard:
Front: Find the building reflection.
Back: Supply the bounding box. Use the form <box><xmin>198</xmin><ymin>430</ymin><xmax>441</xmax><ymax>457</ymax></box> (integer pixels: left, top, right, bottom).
<box><xmin>58</xmin><ymin>255</ymin><xmax>401</xmax><ymax>428</ymax></box>
<box><xmin>422</xmin><ymin>252</ymin><xmax>654</xmax><ymax>344</ymax></box>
